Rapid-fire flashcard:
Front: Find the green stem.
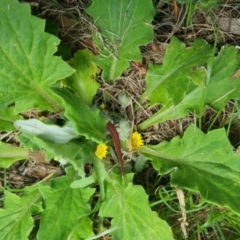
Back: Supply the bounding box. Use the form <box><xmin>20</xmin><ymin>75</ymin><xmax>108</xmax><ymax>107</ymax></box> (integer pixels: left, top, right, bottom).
<box><xmin>92</xmin><ymin>157</ymin><xmax>112</xmax><ymax>234</ymax></box>
<box><xmin>93</xmin><ymin>157</ymin><xmax>112</xmax><ymax>202</ymax></box>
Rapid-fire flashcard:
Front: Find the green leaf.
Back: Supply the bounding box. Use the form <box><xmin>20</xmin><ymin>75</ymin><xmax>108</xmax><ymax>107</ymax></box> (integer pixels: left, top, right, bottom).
<box><xmin>99</xmin><ymin>175</ymin><xmax>174</xmax><ymax>240</ymax></box>
<box><xmin>37</xmin><ymin>166</ymin><xmax>95</xmax><ymax>240</ymax></box>
<box><xmin>0</xmin><ymin>189</ymin><xmax>42</xmax><ymax>240</ymax></box>
<box><xmin>70</xmin><ymin>175</ymin><xmax>96</xmax><ymax>188</ymax></box>
<box><xmin>19</xmin><ymin>129</ymin><xmax>99</xmax><ymax>173</ymax></box>
<box><xmin>86</xmin><ymin>0</ymin><xmax>155</xmax><ymax>81</ymax></box>
<box><xmin>0</xmin><ymin>0</ymin><xmax>75</xmax><ymax>113</ymax></box>
<box><xmin>19</xmin><ymin>132</ymin><xmax>88</xmax><ymax>170</ymax></box>
<box><xmin>138</xmin><ymin>43</ymin><xmax>240</xmax><ymax>130</ymax></box>
<box><xmin>52</xmin><ymin>88</ymin><xmax>109</xmax><ymax>143</ymax></box>
<box><xmin>140</xmin><ymin>125</ymin><xmax>240</xmax><ymax>216</ymax></box>
<box><xmin>71</xmin><ymin>154</ymin><xmax>112</xmax><ymax>200</ymax></box>
<box><xmin>0</xmin><ymin>107</ymin><xmax>22</xmax><ymax>131</ymax></box>
<box><xmin>204</xmin><ymin>46</ymin><xmax>240</xmax><ymax>109</ymax></box>
<box><xmin>140</xmin><ymin>37</ymin><xmax>211</xmax><ymax>105</ymax></box>
<box><xmin>0</xmin><ymin>141</ymin><xmax>29</xmax><ymax>168</ymax></box>
<box><xmin>18</xmin><ymin>134</ymin><xmax>41</xmax><ymax>152</ymax></box>
<box><xmin>188</xmin><ymin>67</ymin><xmax>206</xmax><ymax>87</ymax></box>
<box><xmin>69</xmin><ymin>217</ymin><xmax>94</xmax><ymax>240</ymax></box>
<box><xmin>63</xmin><ymin>50</ymin><xmax>99</xmax><ymax>105</ymax></box>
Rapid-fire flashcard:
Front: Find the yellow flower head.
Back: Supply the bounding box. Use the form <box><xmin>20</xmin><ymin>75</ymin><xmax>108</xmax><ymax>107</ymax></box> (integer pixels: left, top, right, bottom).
<box><xmin>127</xmin><ymin>132</ymin><xmax>144</xmax><ymax>151</ymax></box>
<box><xmin>95</xmin><ymin>144</ymin><xmax>108</xmax><ymax>160</ymax></box>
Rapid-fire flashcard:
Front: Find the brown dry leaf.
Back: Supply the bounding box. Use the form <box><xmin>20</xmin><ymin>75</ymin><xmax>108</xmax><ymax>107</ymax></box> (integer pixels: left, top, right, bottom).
<box><xmin>173</xmin><ymin>0</ymin><xmax>179</xmax><ymax>21</ymax></box>
<box><xmin>56</xmin><ymin>14</ymin><xmax>76</xmax><ymax>28</ymax></box>
<box><xmin>28</xmin><ymin>151</ymin><xmax>63</xmax><ymax>179</ymax></box>
<box><xmin>77</xmin><ymin>38</ymin><xmax>99</xmax><ymax>54</ymax></box>
<box><xmin>29</xmin><ymin>150</ymin><xmax>46</xmax><ymax>164</ymax></box>
<box><xmin>131</xmin><ymin>62</ymin><xmax>147</xmax><ymax>75</ymax></box>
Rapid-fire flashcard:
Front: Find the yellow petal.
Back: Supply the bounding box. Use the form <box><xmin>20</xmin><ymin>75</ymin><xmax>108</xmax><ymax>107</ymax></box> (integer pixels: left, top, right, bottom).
<box><xmin>95</xmin><ymin>144</ymin><xmax>108</xmax><ymax>160</ymax></box>
<box><xmin>128</xmin><ymin>132</ymin><xmax>144</xmax><ymax>151</ymax></box>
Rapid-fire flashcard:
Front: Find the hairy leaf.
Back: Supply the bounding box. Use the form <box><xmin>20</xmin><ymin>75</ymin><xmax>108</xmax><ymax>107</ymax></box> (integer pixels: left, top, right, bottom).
<box><xmin>0</xmin><ymin>0</ymin><xmax>74</xmax><ymax>113</ymax></box>
<box><xmin>116</xmin><ymin>119</ymin><xmax>131</xmax><ymax>141</ymax></box>
<box><xmin>37</xmin><ymin>166</ymin><xmax>94</xmax><ymax>240</ymax></box>
<box><xmin>52</xmin><ymin>88</ymin><xmax>109</xmax><ymax>143</ymax></box>
<box><xmin>99</xmin><ymin>175</ymin><xmax>174</xmax><ymax>240</ymax></box>
<box><xmin>14</xmin><ymin>119</ymin><xmax>79</xmax><ymax>144</ymax></box>
<box><xmin>63</xmin><ymin>50</ymin><xmax>99</xmax><ymax>105</ymax></box>
<box><xmin>139</xmin><ymin>41</ymin><xmax>240</xmax><ymax>130</ymax></box>
<box><xmin>86</xmin><ymin>0</ymin><xmax>154</xmax><ymax>81</ymax></box>
<box><xmin>140</xmin><ymin>125</ymin><xmax>240</xmax><ymax>216</ymax></box>
<box><xmin>0</xmin><ymin>190</ymin><xmax>42</xmax><ymax>240</ymax></box>
<box><xmin>0</xmin><ymin>141</ymin><xmax>29</xmax><ymax>168</ymax></box>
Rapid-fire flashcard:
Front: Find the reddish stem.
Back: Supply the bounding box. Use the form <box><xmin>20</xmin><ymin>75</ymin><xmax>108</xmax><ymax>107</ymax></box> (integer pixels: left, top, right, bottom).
<box><xmin>106</xmin><ymin>121</ymin><xmax>124</xmax><ymax>175</ymax></box>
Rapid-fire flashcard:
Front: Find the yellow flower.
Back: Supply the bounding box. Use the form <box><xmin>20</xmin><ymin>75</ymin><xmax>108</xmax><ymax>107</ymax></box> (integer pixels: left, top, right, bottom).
<box><xmin>95</xmin><ymin>144</ymin><xmax>108</xmax><ymax>160</ymax></box>
<box><xmin>128</xmin><ymin>132</ymin><xmax>144</xmax><ymax>151</ymax></box>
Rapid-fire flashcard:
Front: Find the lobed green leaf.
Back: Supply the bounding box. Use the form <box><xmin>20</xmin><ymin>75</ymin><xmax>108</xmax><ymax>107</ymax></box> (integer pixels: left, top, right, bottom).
<box><xmin>86</xmin><ymin>0</ymin><xmax>155</xmax><ymax>81</ymax></box>
<box><xmin>63</xmin><ymin>50</ymin><xmax>100</xmax><ymax>106</ymax></box>
<box><xmin>0</xmin><ymin>0</ymin><xmax>74</xmax><ymax>113</ymax></box>
<box><xmin>0</xmin><ymin>189</ymin><xmax>42</xmax><ymax>240</ymax></box>
<box><xmin>37</xmin><ymin>166</ymin><xmax>95</xmax><ymax>240</ymax></box>
<box><xmin>140</xmin><ymin>37</ymin><xmax>211</xmax><ymax>105</ymax></box>
<box><xmin>140</xmin><ymin>125</ymin><xmax>240</xmax><ymax>216</ymax></box>
<box><xmin>139</xmin><ymin>41</ymin><xmax>240</xmax><ymax>130</ymax></box>
<box><xmin>99</xmin><ymin>174</ymin><xmax>174</xmax><ymax>240</ymax></box>
<box><xmin>52</xmin><ymin>88</ymin><xmax>109</xmax><ymax>143</ymax></box>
